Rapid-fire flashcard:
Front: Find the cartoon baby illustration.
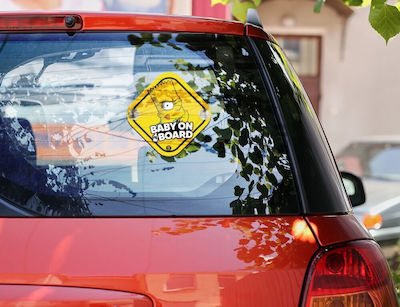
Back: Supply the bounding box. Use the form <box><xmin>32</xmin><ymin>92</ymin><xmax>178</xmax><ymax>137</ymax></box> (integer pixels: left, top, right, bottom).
<box><xmin>147</xmin><ymin>78</ymin><xmax>189</xmax><ymax>123</ymax></box>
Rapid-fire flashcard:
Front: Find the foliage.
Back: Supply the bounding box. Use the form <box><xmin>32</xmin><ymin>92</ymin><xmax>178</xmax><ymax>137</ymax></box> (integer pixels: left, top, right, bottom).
<box><xmin>153</xmin><ymin>217</ymin><xmax>314</xmax><ymax>270</ymax></box>
<box><xmin>0</xmin><ymin>113</ymin><xmax>137</xmax><ymax>216</ymax></box>
<box><xmin>368</xmin><ymin>0</ymin><xmax>400</xmax><ymax>43</ymax></box>
<box><xmin>392</xmin><ymin>267</ymin><xmax>400</xmax><ymax>299</ymax></box>
<box><xmin>169</xmin><ymin>35</ymin><xmax>295</xmax><ymax>215</ymax></box>
<box><xmin>0</xmin><ymin>32</ymin><xmax>295</xmax><ymax>216</ymax></box>
<box><xmin>390</xmin><ymin>242</ymin><xmax>400</xmax><ymax>299</ymax></box>
<box><xmin>129</xmin><ymin>33</ymin><xmax>296</xmax><ymax>215</ymax></box>
<box><xmin>212</xmin><ymin>0</ymin><xmax>259</xmax><ymax>22</ymax></box>
<box><xmin>212</xmin><ymin>0</ymin><xmax>400</xmax><ymax>43</ymax></box>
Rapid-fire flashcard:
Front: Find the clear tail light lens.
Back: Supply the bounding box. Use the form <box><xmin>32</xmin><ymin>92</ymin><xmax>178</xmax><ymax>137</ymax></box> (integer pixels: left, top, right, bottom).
<box><xmin>303</xmin><ymin>240</ymin><xmax>398</xmax><ymax>307</ymax></box>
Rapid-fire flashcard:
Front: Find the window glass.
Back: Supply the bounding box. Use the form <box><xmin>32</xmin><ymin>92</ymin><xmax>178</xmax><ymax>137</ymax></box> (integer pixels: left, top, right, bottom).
<box><xmin>254</xmin><ymin>38</ymin><xmax>350</xmax><ymax>213</ymax></box>
<box><xmin>0</xmin><ymin>33</ymin><xmax>299</xmax><ymax>216</ymax></box>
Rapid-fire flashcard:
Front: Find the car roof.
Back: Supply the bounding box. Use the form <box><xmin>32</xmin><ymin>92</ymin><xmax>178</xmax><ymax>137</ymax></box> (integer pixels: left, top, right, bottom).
<box><xmin>0</xmin><ymin>11</ymin><xmax>274</xmax><ymax>41</ymax></box>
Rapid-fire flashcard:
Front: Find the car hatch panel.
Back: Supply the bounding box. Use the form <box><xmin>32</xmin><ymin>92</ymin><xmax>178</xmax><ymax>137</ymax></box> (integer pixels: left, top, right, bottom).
<box><xmin>0</xmin><ymin>217</ymin><xmax>317</xmax><ymax>306</ymax></box>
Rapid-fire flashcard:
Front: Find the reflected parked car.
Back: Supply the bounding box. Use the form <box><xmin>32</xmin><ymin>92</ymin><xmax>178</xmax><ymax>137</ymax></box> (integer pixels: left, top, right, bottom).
<box><xmin>337</xmin><ymin>136</ymin><xmax>400</xmax><ymax>241</ymax></box>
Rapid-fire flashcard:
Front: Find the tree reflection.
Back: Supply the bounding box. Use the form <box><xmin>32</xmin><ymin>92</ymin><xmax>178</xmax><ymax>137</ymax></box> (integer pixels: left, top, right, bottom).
<box><xmin>153</xmin><ymin>218</ymin><xmax>315</xmax><ymax>269</ymax></box>
<box><xmin>0</xmin><ymin>107</ymin><xmax>135</xmax><ymax>216</ymax></box>
<box><xmin>0</xmin><ymin>32</ymin><xmax>298</xmax><ymax>216</ymax></box>
<box><xmin>129</xmin><ymin>33</ymin><xmax>298</xmax><ymax>215</ymax></box>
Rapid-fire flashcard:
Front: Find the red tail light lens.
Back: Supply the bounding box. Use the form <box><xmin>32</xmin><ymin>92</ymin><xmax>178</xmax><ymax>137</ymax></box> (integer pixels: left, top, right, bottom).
<box><xmin>303</xmin><ymin>240</ymin><xmax>398</xmax><ymax>307</ymax></box>
<box><xmin>0</xmin><ymin>15</ymin><xmax>82</xmax><ymax>31</ymax></box>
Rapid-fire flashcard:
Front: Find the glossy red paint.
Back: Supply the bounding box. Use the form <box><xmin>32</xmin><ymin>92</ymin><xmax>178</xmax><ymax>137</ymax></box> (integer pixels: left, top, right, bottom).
<box><xmin>305</xmin><ymin>214</ymin><xmax>372</xmax><ymax>247</ymax></box>
<box><xmin>0</xmin><ymin>217</ymin><xmax>317</xmax><ymax>306</ymax></box>
<box><xmin>0</xmin><ymin>12</ymin><xmax>276</xmax><ymax>42</ymax></box>
<box><xmin>0</xmin><ymin>285</ymin><xmax>152</xmax><ymax>306</ymax></box>
<box><xmin>245</xmin><ymin>24</ymin><xmax>276</xmax><ymax>43</ymax></box>
<box><xmin>81</xmin><ymin>13</ymin><xmax>244</xmax><ymax>35</ymax></box>
<box><xmin>0</xmin><ymin>12</ymin><xmax>244</xmax><ymax>35</ymax></box>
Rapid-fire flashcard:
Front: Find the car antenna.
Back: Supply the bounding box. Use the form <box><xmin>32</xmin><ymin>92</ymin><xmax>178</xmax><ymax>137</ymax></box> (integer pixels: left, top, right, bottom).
<box><xmin>246</xmin><ymin>8</ymin><xmax>263</xmax><ymax>28</ymax></box>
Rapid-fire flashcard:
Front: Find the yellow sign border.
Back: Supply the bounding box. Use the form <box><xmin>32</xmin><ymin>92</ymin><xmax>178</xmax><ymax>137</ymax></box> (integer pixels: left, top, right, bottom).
<box><xmin>127</xmin><ymin>73</ymin><xmax>211</xmax><ymax>157</ymax></box>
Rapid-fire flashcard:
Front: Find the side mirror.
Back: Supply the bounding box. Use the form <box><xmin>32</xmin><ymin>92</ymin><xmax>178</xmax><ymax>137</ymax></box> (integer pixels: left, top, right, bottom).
<box><xmin>341</xmin><ymin>171</ymin><xmax>366</xmax><ymax>207</ymax></box>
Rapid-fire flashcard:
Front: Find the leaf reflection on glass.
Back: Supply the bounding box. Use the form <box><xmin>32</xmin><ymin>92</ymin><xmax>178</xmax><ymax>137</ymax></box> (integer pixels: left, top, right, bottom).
<box><xmin>0</xmin><ymin>100</ymin><xmax>136</xmax><ymax>216</ymax></box>
<box><xmin>0</xmin><ymin>32</ymin><xmax>298</xmax><ymax>216</ymax></box>
<box><xmin>130</xmin><ymin>33</ymin><xmax>297</xmax><ymax>215</ymax></box>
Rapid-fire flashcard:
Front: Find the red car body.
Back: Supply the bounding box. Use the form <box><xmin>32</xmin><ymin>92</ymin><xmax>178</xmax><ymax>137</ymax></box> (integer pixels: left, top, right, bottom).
<box><xmin>0</xmin><ymin>12</ymin><xmax>396</xmax><ymax>306</ymax></box>
<box><xmin>0</xmin><ymin>215</ymin><xmax>371</xmax><ymax>306</ymax></box>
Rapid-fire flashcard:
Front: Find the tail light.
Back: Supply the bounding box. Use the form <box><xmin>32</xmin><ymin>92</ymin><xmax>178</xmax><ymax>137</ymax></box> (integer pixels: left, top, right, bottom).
<box><xmin>302</xmin><ymin>240</ymin><xmax>398</xmax><ymax>307</ymax></box>
<box><xmin>363</xmin><ymin>213</ymin><xmax>383</xmax><ymax>230</ymax></box>
<box><xmin>0</xmin><ymin>15</ymin><xmax>82</xmax><ymax>31</ymax></box>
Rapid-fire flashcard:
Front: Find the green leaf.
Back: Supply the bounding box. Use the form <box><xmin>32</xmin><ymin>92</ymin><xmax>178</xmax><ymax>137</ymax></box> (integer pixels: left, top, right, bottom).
<box><xmin>186</xmin><ymin>142</ymin><xmax>201</xmax><ymax>153</ymax></box>
<box><xmin>240</xmin><ymin>163</ymin><xmax>253</xmax><ymax>181</ymax></box>
<box><xmin>239</xmin><ymin>128</ymin><xmax>249</xmax><ymax>146</ymax></box>
<box><xmin>228</xmin><ymin>118</ymin><xmax>242</xmax><ymax>131</ymax></box>
<box><xmin>161</xmin><ymin>156</ymin><xmax>175</xmax><ymax>162</ymax></box>
<box><xmin>187</xmin><ymin>80</ymin><xmax>199</xmax><ymax>91</ymax></box>
<box><xmin>127</xmin><ymin>34</ymin><xmax>144</xmax><ymax>47</ymax></box>
<box><xmin>231</xmin><ymin>143</ymin><xmax>237</xmax><ymax>157</ymax></box>
<box><xmin>212</xmin><ymin>141</ymin><xmax>226</xmax><ymax>158</ymax></box>
<box><xmin>237</xmin><ymin>147</ymin><xmax>247</xmax><ymax>165</ymax></box>
<box><xmin>232</xmin><ymin>0</ymin><xmax>256</xmax><ymax>22</ymax></box>
<box><xmin>234</xmin><ymin>185</ymin><xmax>245</xmax><ymax>196</ymax></box>
<box><xmin>257</xmin><ymin>183</ymin><xmax>269</xmax><ymax>197</ymax></box>
<box><xmin>252</xmin><ymin>0</ymin><xmax>262</xmax><ymax>6</ymax></box>
<box><xmin>249</xmin><ymin>146</ymin><xmax>263</xmax><ymax>165</ymax></box>
<box><xmin>213</xmin><ymin>127</ymin><xmax>232</xmax><ymax>142</ymax></box>
<box><xmin>158</xmin><ymin>33</ymin><xmax>172</xmax><ymax>43</ymax></box>
<box><xmin>248</xmin><ymin>180</ymin><xmax>255</xmax><ymax>193</ymax></box>
<box><xmin>196</xmin><ymin>133</ymin><xmax>212</xmax><ymax>143</ymax></box>
<box><xmin>314</xmin><ymin>0</ymin><xmax>326</xmax><ymax>13</ymax></box>
<box><xmin>369</xmin><ymin>0</ymin><xmax>400</xmax><ymax>43</ymax></box>
<box><xmin>230</xmin><ymin>199</ymin><xmax>242</xmax><ymax>214</ymax></box>
<box><xmin>141</xmin><ymin>33</ymin><xmax>154</xmax><ymax>43</ymax></box>
<box><xmin>167</xmin><ymin>42</ymin><xmax>182</xmax><ymax>51</ymax></box>
<box><xmin>362</xmin><ymin>0</ymin><xmax>372</xmax><ymax>7</ymax></box>
<box><xmin>176</xmin><ymin>150</ymin><xmax>188</xmax><ymax>159</ymax></box>
<box><xmin>342</xmin><ymin>0</ymin><xmax>362</xmax><ymax>6</ymax></box>
<box><xmin>211</xmin><ymin>0</ymin><xmax>232</xmax><ymax>6</ymax></box>
<box><xmin>201</xmin><ymin>84</ymin><xmax>215</xmax><ymax>92</ymax></box>
<box><xmin>150</xmin><ymin>41</ymin><xmax>163</xmax><ymax>48</ymax></box>
<box><xmin>265</xmin><ymin>172</ymin><xmax>278</xmax><ymax>186</ymax></box>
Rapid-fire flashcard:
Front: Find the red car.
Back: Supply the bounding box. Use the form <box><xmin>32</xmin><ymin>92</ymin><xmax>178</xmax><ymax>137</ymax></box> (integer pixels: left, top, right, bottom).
<box><xmin>0</xmin><ymin>11</ymin><xmax>396</xmax><ymax>306</ymax></box>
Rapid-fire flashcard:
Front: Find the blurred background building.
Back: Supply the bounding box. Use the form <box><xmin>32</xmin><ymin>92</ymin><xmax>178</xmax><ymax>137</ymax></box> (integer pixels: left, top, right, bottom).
<box><xmin>1</xmin><ymin>0</ymin><xmax>399</xmax><ymax>153</ymax></box>
<box><xmin>172</xmin><ymin>0</ymin><xmax>400</xmax><ymax>154</ymax></box>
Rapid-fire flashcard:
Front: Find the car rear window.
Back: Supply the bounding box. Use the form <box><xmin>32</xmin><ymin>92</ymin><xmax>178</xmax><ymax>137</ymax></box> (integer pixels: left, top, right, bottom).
<box><xmin>0</xmin><ymin>32</ymin><xmax>299</xmax><ymax>216</ymax></box>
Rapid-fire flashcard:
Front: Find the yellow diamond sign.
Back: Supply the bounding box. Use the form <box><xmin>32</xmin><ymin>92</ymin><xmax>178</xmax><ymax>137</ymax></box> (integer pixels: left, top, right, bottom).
<box><xmin>127</xmin><ymin>73</ymin><xmax>211</xmax><ymax>157</ymax></box>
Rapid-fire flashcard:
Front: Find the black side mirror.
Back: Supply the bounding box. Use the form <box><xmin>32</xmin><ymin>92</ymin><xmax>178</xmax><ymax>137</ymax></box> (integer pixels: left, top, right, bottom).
<box><xmin>341</xmin><ymin>171</ymin><xmax>366</xmax><ymax>207</ymax></box>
